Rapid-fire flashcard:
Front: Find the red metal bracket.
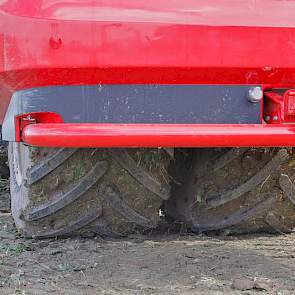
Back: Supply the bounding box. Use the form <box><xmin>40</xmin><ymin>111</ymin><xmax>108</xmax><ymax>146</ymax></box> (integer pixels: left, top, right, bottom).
<box><xmin>15</xmin><ymin>112</ymin><xmax>63</xmax><ymax>141</ymax></box>
<box><xmin>264</xmin><ymin>89</ymin><xmax>295</xmax><ymax>124</ymax></box>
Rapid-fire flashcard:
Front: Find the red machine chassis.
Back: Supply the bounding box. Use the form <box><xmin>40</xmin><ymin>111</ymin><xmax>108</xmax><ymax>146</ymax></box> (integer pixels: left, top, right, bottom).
<box><xmin>2</xmin><ymin>1</ymin><xmax>295</xmax><ymax>148</ymax></box>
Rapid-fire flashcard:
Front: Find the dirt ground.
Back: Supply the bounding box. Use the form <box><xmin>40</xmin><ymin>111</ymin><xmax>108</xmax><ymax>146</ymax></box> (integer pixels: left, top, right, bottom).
<box><xmin>0</xmin><ymin>151</ymin><xmax>295</xmax><ymax>295</ymax></box>
<box><xmin>0</xmin><ymin>208</ymin><xmax>294</xmax><ymax>295</ymax></box>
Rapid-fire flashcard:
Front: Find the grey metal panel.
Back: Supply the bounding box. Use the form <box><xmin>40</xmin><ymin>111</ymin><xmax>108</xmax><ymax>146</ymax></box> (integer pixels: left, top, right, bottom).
<box><xmin>2</xmin><ymin>84</ymin><xmax>261</xmax><ymax>141</ymax></box>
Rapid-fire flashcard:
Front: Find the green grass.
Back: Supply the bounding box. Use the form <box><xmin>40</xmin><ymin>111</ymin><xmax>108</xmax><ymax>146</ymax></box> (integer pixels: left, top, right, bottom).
<box><xmin>0</xmin><ymin>243</ymin><xmax>27</xmax><ymax>254</ymax></box>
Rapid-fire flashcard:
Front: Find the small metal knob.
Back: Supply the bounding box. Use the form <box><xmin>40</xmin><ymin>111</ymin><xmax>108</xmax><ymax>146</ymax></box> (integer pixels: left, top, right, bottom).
<box><xmin>248</xmin><ymin>87</ymin><xmax>263</xmax><ymax>103</ymax></box>
<box><xmin>264</xmin><ymin>116</ymin><xmax>271</xmax><ymax>122</ymax></box>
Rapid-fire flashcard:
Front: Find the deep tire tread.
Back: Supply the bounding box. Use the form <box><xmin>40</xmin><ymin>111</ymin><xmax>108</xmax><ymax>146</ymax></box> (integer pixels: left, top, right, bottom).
<box><xmin>29</xmin><ymin>207</ymin><xmax>103</xmax><ymax>239</ymax></box>
<box><xmin>25</xmin><ymin>160</ymin><xmax>108</xmax><ymax>221</ymax></box>
<box><xmin>165</xmin><ymin>147</ymin><xmax>295</xmax><ymax>234</ymax></box>
<box><xmin>191</xmin><ymin>194</ymin><xmax>277</xmax><ymax>232</ymax></box>
<box><xmin>111</xmin><ymin>149</ymin><xmax>170</xmax><ymax>200</ymax></box>
<box><xmin>207</xmin><ymin>149</ymin><xmax>289</xmax><ymax>208</ymax></box>
<box><xmin>27</xmin><ymin>148</ymin><xmax>78</xmax><ymax>185</ymax></box>
<box><xmin>9</xmin><ymin>144</ymin><xmax>170</xmax><ymax>238</ymax></box>
<box><xmin>100</xmin><ymin>184</ymin><xmax>156</xmax><ymax>228</ymax></box>
<box><xmin>279</xmin><ymin>174</ymin><xmax>295</xmax><ymax>206</ymax></box>
<box><xmin>213</xmin><ymin>148</ymin><xmax>248</xmax><ymax>172</ymax></box>
<box><xmin>265</xmin><ymin>212</ymin><xmax>292</xmax><ymax>234</ymax></box>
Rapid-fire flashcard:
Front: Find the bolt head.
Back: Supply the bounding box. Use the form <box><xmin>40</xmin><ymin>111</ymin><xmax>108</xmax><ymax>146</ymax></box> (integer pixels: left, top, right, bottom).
<box><xmin>273</xmin><ymin>115</ymin><xmax>279</xmax><ymax>121</ymax></box>
<box><xmin>264</xmin><ymin>116</ymin><xmax>271</xmax><ymax>121</ymax></box>
<box><xmin>248</xmin><ymin>87</ymin><xmax>263</xmax><ymax>103</ymax></box>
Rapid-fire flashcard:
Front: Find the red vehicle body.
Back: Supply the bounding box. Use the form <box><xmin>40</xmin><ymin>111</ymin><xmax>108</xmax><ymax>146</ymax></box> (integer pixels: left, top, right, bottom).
<box><xmin>1</xmin><ymin>0</ymin><xmax>295</xmax><ymax>147</ymax></box>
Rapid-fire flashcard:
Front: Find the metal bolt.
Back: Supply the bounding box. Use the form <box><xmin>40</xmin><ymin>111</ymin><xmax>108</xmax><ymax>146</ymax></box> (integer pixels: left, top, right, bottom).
<box><xmin>248</xmin><ymin>87</ymin><xmax>263</xmax><ymax>103</ymax></box>
<box><xmin>264</xmin><ymin>116</ymin><xmax>271</xmax><ymax>121</ymax></box>
<box><xmin>273</xmin><ymin>115</ymin><xmax>279</xmax><ymax>121</ymax></box>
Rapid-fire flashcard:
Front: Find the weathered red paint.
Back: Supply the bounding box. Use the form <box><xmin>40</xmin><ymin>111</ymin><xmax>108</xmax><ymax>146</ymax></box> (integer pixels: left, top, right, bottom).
<box><xmin>21</xmin><ymin>123</ymin><xmax>295</xmax><ymax>148</ymax></box>
<box><xmin>1</xmin><ymin>1</ymin><xmax>295</xmax><ymax>124</ymax></box>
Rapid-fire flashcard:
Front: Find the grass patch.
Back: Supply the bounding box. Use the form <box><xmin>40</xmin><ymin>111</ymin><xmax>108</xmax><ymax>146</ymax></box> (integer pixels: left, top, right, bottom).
<box><xmin>0</xmin><ymin>243</ymin><xmax>27</xmax><ymax>254</ymax></box>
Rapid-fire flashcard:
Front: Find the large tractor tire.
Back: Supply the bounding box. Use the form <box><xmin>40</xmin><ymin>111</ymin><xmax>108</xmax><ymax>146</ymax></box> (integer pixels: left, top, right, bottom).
<box><xmin>166</xmin><ymin>148</ymin><xmax>295</xmax><ymax>234</ymax></box>
<box><xmin>0</xmin><ymin>142</ymin><xmax>9</xmax><ymax>179</ymax></box>
<box><xmin>9</xmin><ymin>143</ymin><xmax>170</xmax><ymax>238</ymax></box>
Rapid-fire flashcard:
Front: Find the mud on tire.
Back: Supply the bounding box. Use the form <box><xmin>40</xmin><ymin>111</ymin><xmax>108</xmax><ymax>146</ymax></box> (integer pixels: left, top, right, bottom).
<box><xmin>165</xmin><ymin>148</ymin><xmax>295</xmax><ymax>234</ymax></box>
<box><xmin>9</xmin><ymin>143</ymin><xmax>170</xmax><ymax>238</ymax></box>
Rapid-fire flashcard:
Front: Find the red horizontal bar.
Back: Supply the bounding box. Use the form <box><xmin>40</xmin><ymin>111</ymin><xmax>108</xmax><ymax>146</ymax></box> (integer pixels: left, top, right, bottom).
<box><xmin>21</xmin><ymin>123</ymin><xmax>295</xmax><ymax>148</ymax></box>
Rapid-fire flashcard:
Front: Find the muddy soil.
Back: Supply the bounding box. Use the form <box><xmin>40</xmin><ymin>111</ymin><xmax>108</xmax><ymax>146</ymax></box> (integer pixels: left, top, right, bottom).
<box><xmin>0</xmin><ymin>147</ymin><xmax>294</xmax><ymax>294</ymax></box>
<box><xmin>0</xmin><ymin>212</ymin><xmax>294</xmax><ymax>295</ymax></box>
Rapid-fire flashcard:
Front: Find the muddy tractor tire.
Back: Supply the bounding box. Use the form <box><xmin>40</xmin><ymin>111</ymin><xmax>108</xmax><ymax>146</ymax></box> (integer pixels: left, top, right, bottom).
<box><xmin>9</xmin><ymin>143</ymin><xmax>170</xmax><ymax>238</ymax></box>
<box><xmin>0</xmin><ymin>142</ymin><xmax>9</xmax><ymax>179</ymax></box>
<box><xmin>166</xmin><ymin>148</ymin><xmax>295</xmax><ymax>234</ymax></box>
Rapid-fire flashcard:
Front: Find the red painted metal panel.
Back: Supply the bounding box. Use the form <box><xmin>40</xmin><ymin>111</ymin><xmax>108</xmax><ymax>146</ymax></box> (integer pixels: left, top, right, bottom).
<box><xmin>1</xmin><ymin>1</ymin><xmax>295</xmax><ymax>123</ymax></box>
<box><xmin>21</xmin><ymin>123</ymin><xmax>295</xmax><ymax>148</ymax></box>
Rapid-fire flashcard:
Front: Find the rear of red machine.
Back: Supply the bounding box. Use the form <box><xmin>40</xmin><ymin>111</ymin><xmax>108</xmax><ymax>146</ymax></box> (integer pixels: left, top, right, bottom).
<box><xmin>3</xmin><ymin>0</ymin><xmax>295</xmax><ymax>239</ymax></box>
<box><xmin>1</xmin><ymin>0</ymin><xmax>295</xmax><ymax>148</ymax></box>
